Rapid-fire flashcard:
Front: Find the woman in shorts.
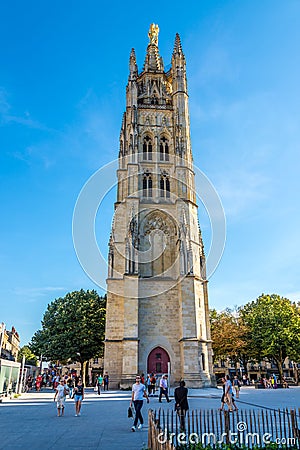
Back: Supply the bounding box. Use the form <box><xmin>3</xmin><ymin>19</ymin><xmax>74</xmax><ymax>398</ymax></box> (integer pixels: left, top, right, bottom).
<box><xmin>74</xmin><ymin>378</ymin><xmax>84</xmax><ymax>416</ymax></box>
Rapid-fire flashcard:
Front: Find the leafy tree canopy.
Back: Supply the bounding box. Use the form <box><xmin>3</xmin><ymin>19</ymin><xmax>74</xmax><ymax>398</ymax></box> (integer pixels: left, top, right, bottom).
<box><xmin>18</xmin><ymin>345</ymin><xmax>38</xmax><ymax>366</ymax></box>
<box><xmin>239</xmin><ymin>293</ymin><xmax>300</xmax><ymax>379</ymax></box>
<box><xmin>29</xmin><ymin>290</ymin><xmax>106</xmax><ymax>367</ymax></box>
<box><xmin>210</xmin><ymin>308</ymin><xmax>251</xmax><ymax>370</ymax></box>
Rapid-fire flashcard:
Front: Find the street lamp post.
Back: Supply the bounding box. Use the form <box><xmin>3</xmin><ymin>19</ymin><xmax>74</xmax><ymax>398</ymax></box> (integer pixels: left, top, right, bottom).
<box><xmin>18</xmin><ymin>354</ymin><xmax>26</xmax><ymax>394</ymax></box>
<box><xmin>76</xmin><ymin>352</ymin><xmax>82</xmax><ymax>376</ymax></box>
<box><xmin>0</xmin><ymin>322</ymin><xmax>6</xmax><ymax>358</ymax></box>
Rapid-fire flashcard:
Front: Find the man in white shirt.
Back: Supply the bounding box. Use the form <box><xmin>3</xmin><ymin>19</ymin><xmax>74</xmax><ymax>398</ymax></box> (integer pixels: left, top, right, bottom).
<box><xmin>54</xmin><ymin>380</ymin><xmax>69</xmax><ymax>417</ymax></box>
<box><xmin>130</xmin><ymin>375</ymin><xmax>149</xmax><ymax>432</ymax></box>
<box><xmin>159</xmin><ymin>374</ymin><xmax>171</xmax><ymax>403</ymax></box>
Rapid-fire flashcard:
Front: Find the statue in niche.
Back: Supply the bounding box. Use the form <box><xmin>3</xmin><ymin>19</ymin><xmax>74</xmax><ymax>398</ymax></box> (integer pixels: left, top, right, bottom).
<box><xmin>130</xmin><ymin>216</ymin><xmax>139</xmax><ymax>249</ymax></box>
<box><xmin>126</xmin><ymin>216</ymin><xmax>139</xmax><ymax>275</ymax></box>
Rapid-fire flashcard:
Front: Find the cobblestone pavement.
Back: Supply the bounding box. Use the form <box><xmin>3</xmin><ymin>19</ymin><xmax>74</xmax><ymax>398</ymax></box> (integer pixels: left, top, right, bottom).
<box><xmin>0</xmin><ymin>386</ymin><xmax>299</xmax><ymax>449</ymax></box>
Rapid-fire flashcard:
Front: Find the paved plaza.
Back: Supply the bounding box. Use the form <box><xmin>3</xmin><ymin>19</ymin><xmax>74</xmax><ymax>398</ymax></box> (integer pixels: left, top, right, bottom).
<box><xmin>0</xmin><ymin>386</ymin><xmax>299</xmax><ymax>449</ymax></box>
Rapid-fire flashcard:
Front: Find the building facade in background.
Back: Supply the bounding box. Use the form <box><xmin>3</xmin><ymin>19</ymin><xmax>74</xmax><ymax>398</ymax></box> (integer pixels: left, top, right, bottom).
<box><xmin>104</xmin><ymin>25</ymin><xmax>215</xmax><ymax>388</ymax></box>
<box><xmin>0</xmin><ymin>323</ymin><xmax>20</xmax><ymax>361</ymax></box>
<box><xmin>214</xmin><ymin>357</ymin><xmax>300</xmax><ymax>384</ymax></box>
<box><xmin>0</xmin><ymin>323</ymin><xmax>21</xmax><ymax>396</ymax></box>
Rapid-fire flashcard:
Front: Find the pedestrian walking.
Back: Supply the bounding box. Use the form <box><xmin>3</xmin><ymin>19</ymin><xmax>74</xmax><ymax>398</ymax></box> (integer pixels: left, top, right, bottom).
<box><xmin>159</xmin><ymin>374</ymin><xmax>171</xmax><ymax>403</ymax></box>
<box><xmin>67</xmin><ymin>375</ymin><xmax>74</xmax><ymax>398</ymax></box>
<box><xmin>54</xmin><ymin>380</ymin><xmax>69</xmax><ymax>417</ymax></box>
<box><xmin>149</xmin><ymin>373</ymin><xmax>156</xmax><ymax>396</ymax></box>
<box><xmin>146</xmin><ymin>374</ymin><xmax>151</xmax><ymax>395</ymax></box>
<box><xmin>96</xmin><ymin>373</ymin><xmax>103</xmax><ymax>395</ymax></box>
<box><xmin>53</xmin><ymin>373</ymin><xmax>60</xmax><ymax>390</ymax></box>
<box><xmin>174</xmin><ymin>380</ymin><xmax>189</xmax><ymax>431</ymax></box>
<box><xmin>103</xmin><ymin>372</ymin><xmax>109</xmax><ymax>391</ymax></box>
<box><xmin>233</xmin><ymin>375</ymin><xmax>241</xmax><ymax>398</ymax></box>
<box><xmin>219</xmin><ymin>377</ymin><xmax>238</xmax><ymax>411</ymax></box>
<box><xmin>130</xmin><ymin>374</ymin><xmax>149</xmax><ymax>432</ymax></box>
<box><xmin>35</xmin><ymin>374</ymin><xmax>42</xmax><ymax>391</ymax></box>
<box><xmin>74</xmin><ymin>378</ymin><xmax>84</xmax><ymax>416</ymax></box>
<box><xmin>224</xmin><ymin>375</ymin><xmax>233</xmax><ymax>411</ymax></box>
<box><xmin>26</xmin><ymin>376</ymin><xmax>33</xmax><ymax>392</ymax></box>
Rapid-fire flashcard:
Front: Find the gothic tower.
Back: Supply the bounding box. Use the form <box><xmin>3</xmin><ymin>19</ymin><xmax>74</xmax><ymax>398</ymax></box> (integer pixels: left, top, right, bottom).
<box><xmin>104</xmin><ymin>25</ymin><xmax>215</xmax><ymax>388</ymax></box>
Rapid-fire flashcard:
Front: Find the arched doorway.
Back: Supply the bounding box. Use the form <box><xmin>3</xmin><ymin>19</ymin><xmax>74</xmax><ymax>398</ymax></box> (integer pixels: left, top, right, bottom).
<box><xmin>147</xmin><ymin>347</ymin><xmax>170</xmax><ymax>375</ymax></box>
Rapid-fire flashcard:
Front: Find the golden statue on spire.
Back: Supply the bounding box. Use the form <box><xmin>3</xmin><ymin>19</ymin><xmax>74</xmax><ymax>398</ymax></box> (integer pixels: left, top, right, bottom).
<box><xmin>148</xmin><ymin>23</ymin><xmax>159</xmax><ymax>46</ymax></box>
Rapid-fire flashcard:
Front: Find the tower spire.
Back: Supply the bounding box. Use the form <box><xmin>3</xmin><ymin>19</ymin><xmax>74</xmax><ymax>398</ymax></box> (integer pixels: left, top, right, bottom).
<box><xmin>173</xmin><ymin>33</ymin><xmax>183</xmax><ymax>55</ymax></box>
<box><xmin>104</xmin><ymin>26</ymin><xmax>215</xmax><ymax>390</ymax></box>
<box><xmin>129</xmin><ymin>48</ymin><xmax>138</xmax><ymax>80</ymax></box>
<box><xmin>171</xmin><ymin>32</ymin><xmax>187</xmax><ymax>94</ymax></box>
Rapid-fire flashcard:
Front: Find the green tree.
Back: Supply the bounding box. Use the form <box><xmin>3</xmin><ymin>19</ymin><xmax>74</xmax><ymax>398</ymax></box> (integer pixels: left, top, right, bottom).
<box><xmin>240</xmin><ymin>294</ymin><xmax>300</xmax><ymax>381</ymax></box>
<box><xmin>29</xmin><ymin>289</ymin><xmax>106</xmax><ymax>384</ymax></box>
<box><xmin>18</xmin><ymin>345</ymin><xmax>38</xmax><ymax>366</ymax></box>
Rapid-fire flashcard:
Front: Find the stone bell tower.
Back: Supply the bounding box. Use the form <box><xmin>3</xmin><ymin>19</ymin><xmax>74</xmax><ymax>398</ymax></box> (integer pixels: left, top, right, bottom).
<box><xmin>103</xmin><ymin>25</ymin><xmax>215</xmax><ymax>388</ymax></box>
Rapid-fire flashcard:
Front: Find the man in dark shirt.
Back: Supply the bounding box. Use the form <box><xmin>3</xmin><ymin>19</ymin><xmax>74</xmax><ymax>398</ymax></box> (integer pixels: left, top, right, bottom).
<box><xmin>103</xmin><ymin>372</ymin><xmax>109</xmax><ymax>391</ymax></box>
<box><xmin>174</xmin><ymin>380</ymin><xmax>189</xmax><ymax>431</ymax></box>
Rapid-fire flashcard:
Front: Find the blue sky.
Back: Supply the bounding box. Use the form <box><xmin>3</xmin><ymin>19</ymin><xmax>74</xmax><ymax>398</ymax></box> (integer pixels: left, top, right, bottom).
<box><xmin>1</xmin><ymin>1</ymin><xmax>299</xmax><ymax>345</ymax></box>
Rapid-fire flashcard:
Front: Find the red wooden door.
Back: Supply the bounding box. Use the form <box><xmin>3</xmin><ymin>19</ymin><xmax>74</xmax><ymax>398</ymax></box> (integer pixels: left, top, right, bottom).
<box><xmin>147</xmin><ymin>347</ymin><xmax>170</xmax><ymax>375</ymax></box>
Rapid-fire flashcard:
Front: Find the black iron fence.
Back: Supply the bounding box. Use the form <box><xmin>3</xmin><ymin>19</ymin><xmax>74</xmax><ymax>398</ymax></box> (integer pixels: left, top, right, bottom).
<box><xmin>148</xmin><ymin>408</ymin><xmax>300</xmax><ymax>449</ymax></box>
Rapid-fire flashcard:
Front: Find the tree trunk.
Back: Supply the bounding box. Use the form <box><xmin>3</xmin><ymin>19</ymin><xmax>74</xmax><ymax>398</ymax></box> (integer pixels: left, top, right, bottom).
<box><xmin>85</xmin><ymin>360</ymin><xmax>90</xmax><ymax>386</ymax></box>
<box><xmin>82</xmin><ymin>361</ymin><xmax>88</xmax><ymax>387</ymax></box>
<box><xmin>234</xmin><ymin>359</ymin><xmax>238</xmax><ymax>376</ymax></box>
<box><xmin>274</xmin><ymin>357</ymin><xmax>284</xmax><ymax>381</ymax></box>
<box><xmin>293</xmin><ymin>362</ymin><xmax>299</xmax><ymax>384</ymax></box>
<box><xmin>240</xmin><ymin>355</ymin><xmax>248</xmax><ymax>375</ymax></box>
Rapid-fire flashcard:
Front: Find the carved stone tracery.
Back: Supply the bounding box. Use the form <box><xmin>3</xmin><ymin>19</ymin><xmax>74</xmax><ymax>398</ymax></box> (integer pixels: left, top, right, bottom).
<box><xmin>143</xmin><ymin>215</ymin><xmax>170</xmax><ymax>236</ymax></box>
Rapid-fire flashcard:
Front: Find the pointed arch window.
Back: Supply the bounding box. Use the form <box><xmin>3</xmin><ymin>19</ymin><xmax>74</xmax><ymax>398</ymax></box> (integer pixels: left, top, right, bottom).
<box><xmin>159</xmin><ymin>136</ymin><xmax>169</xmax><ymax>161</ymax></box>
<box><xmin>143</xmin><ymin>135</ymin><xmax>152</xmax><ymax>160</ymax></box>
<box><xmin>143</xmin><ymin>172</ymin><xmax>152</xmax><ymax>197</ymax></box>
<box><xmin>160</xmin><ymin>172</ymin><xmax>170</xmax><ymax>198</ymax></box>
